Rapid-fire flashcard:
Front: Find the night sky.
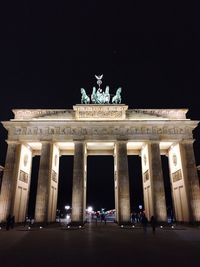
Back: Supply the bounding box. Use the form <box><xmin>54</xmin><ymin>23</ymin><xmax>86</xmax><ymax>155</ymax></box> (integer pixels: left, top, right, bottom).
<box><xmin>0</xmin><ymin>2</ymin><xmax>200</xmax><ymax>215</ymax></box>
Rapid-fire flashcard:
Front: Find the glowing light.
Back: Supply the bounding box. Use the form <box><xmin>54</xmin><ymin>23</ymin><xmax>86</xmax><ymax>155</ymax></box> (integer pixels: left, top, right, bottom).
<box><xmin>66</xmin><ymin>215</ymin><xmax>70</xmax><ymax>220</ymax></box>
<box><xmin>39</xmin><ymin>226</ymin><xmax>43</xmax><ymax>229</ymax></box>
<box><xmin>121</xmin><ymin>225</ymin><xmax>124</xmax><ymax>228</ymax></box>
<box><xmin>87</xmin><ymin>206</ymin><xmax>93</xmax><ymax>213</ymax></box>
<box><xmin>79</xmin><ymin>226</ymin><xmax>82</xmax><ymax>228</ymax></box>
<box><xmin>28</xmin><ymin>227</ymin><xmax>31</xmax><ymax>230</ymax></box>
<box><xmin>171</xmin><ymin>225</ymin><xmax>174</xmax><ymax>229</ymax></box>
<box><xmin>67</xmin><ymin>226</ymin><xmax>70</xmax><ymax>229</ymax></box>
<box><xmin>160</xmin><ymin>226</ymin><xmax>163</xmax><ymax>229</ymax></box>
<box><xmin>132</xmin><ymin>225</ymin><xmax>135</xmax><ymax>228</ymax></box>
<box><xmin>65</xmin><ymin>205</ymin><xmax>70</xmax><ymax>210</ymax></box>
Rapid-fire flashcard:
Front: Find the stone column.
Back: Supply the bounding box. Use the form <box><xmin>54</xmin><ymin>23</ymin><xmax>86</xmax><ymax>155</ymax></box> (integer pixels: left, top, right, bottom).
<box><xmin>47</xmin><ymin>144</ymin><xmax>60</xmax><ymax>222</ymax></box>
<box><xmin>113</xmin><ymin>146</ymin><xmax>119</xmax><ymax>222</ymax></box>
<box><xmin>71</xmin><ymin>141</ymin><xmax>86</xmax><ymax>225</ymax></box>
<box><xmin>35</xmin><ymin>143</ymin><xmax>52</xmax><ymax>223</ymax></box>
<box><xmin>115</xmin><ymin>141</ymin><xmax>130</xmax><ymax>224</ymax></box>
<box><xmin>0</xmin><ymin>143</ymin><xmax>21</xmax><ymax>222</ymax></box>
<box><xmin>141</xmin><ymin>143</ymin><xmax>167</xmax><ymax>221</ymax></box>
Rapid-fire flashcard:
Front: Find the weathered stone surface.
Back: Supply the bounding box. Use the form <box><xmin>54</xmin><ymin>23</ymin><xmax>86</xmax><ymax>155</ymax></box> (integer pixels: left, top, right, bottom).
<box><xmin>0</xmin><ymin>144</ymin><xmax>20</xmax><ymax>222</ymax></box>
<box><xmin>149</xmin><ymin>143</ymin><xmax>167</xmax><ymax>221</ymax></box>
<box><xmin>181</xmin><ymin>142</ymin><xmax>200</xmax><ymax>221</ymax></box>
<box><xmin>115</xmin><ymin>141</ymin><xmax>130</xmax><ymax>224</ymax></box>
<box><xmin>71</xmin><ymin>142</ymin><xmax>86</xmax><ymax>225</ymax></box>
<box><xmin>35</xmin><ymin>143</ymin><xmax>52</xmax><ymax>222</ymax></box>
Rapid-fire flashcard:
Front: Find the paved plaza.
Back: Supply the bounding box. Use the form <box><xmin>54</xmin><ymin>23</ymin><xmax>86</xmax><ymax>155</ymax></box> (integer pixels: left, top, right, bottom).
<box><xmin>0</xmin><ymin>223</ymin><xmax>200</xmax><ymax>267</ymax></box>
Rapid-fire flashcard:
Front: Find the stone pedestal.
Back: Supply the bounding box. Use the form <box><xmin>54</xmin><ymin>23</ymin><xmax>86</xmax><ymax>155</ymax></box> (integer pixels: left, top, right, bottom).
<box><xmin>115</xmin><ymin>141</ymin><xmax>130</xmax><ymax>224</ymax></box>
<box><xmin>71</xmin><ymin>141</ymin><xmax>86</xmax><ymax>225</ymax></box>
<box><xmin>0</xmin><ymin>143</ymin><xmax>20</xmax><ymax>222</ymax></box>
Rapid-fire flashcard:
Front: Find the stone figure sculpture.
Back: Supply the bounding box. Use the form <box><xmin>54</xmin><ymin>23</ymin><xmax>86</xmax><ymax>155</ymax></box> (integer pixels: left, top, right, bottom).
<box><xmin>80</xmin><ymin>75</ymin><xmax>122</xmax><ymax>104</ymax></box>
<box><xmin>80</xmin><ymin>88</ymin><xmax>90</xmax><ymax>104</ymax></box>
<box><xmin>91</xmin><ymin>86</ymin><xmax>110</xmax><ymax>104</ymax></box>
<box><xmin>104</xmin><ymin>86</ymin><xmax>110</xmax><ymax>104</ymax></box>
<box><xmin>112</xmin><ymin>88</ymin><xmax>122</xmax><ymax>104</ymax></box>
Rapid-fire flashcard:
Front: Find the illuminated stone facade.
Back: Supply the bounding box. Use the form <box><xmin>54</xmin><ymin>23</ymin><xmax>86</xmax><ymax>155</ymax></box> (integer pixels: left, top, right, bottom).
<box><xmin>0</xmin><ymin>105</ymin><xmax>200</xmax><ymax>224</ymax></box>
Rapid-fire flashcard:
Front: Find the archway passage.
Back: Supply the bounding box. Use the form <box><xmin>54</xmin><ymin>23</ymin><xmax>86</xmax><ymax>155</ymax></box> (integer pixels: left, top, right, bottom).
<box><xmin>161</xmin><ymin>156</ymin><xmax>173</xmax><ymax>221</ymax></box>
<box><xmin>128</xmin><ymin>156</ymin><xmax>144</xmax><ymax>213</ymax></box>
<box><xmin>27</xmin><ymin>156</ymin><xmax>40</xmax><ymax>219</ymax></box>
<box><xmin>87</xmin><ymin>156</ymin><xmax>114</xmax><ymax>212</ymax></box>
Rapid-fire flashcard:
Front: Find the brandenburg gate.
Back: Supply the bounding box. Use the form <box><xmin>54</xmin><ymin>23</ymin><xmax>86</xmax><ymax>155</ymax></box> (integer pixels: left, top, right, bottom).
<box><xmin>0</xmin><ymin>78</ymin><xmax>200</xmax><ymax>225</ymax></box>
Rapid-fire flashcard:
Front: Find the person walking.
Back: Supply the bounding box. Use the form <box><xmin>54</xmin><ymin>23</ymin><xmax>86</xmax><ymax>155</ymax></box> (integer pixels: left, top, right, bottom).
<box><xmin>10</xmin><ymin>215</ymin><xmax>15</xmax><ymax>229</ymax></box>
<box><xmin>150</xmin><ymin>215</ymin><xmax>157</xmax><ymax>234</ymax></box>
<box><xmin>141</xmin><ymin>213</ymin><xmax>148</xmax><ymax>233</ymax></box>
<box><xmin>6</xmin><ymin>214</ymin><xmax>11</xmax><ymax>231</ymax></box>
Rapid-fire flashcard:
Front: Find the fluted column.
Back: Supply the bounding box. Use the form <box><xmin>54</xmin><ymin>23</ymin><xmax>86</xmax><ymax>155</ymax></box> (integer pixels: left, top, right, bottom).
<box><xmin>47</xmin><ymin>144</ymin><xmax>60</xmax><ymax>222</ymax></box>
<box><xmin>115</xmin><ymin>141</ymin><xmax>130</xmax><ymax>224</ymax></box>
<box><xmin>71</xmin><ymin>141</ymin><xmax>86</xmax><ymax>225</ymax></box>
<box><xmin>35</xmin><ymin>143</ymin><xmax>52</xmax><ymax>223</ymax></box>
<box><xmin>0</xmin><ymin>143</ymin><xmax>21</xmax><ymax>222</ymax></box>
<box><xmin>141</xmin><ymin>143</ymin><xmax>167</xmax><ymax>221</ymax></box>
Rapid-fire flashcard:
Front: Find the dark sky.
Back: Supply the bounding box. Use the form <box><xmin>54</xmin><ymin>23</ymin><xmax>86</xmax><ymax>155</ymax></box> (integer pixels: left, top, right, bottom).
<box><xmin>0</xmin><ymin>1</ymin><xmax>200</xmax><ymax>212</ymax></box>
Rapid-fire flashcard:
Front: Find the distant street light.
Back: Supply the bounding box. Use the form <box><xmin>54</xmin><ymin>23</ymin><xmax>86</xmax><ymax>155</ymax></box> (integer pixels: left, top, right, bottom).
<box><xmin>87</xmin><ymin>206</ymin><xmax>93</xmax><ymax>213</ymax></box>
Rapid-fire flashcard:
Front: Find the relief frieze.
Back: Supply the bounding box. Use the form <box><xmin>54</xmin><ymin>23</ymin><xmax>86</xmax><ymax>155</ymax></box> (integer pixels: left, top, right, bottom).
<box><xmin>12</xmin><ymin>125</ymin><xmax>193</xmax><ymax>137</ymax></box>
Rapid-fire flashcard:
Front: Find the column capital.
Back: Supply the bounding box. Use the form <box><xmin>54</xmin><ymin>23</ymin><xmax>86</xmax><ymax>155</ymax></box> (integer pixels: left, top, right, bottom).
<box><xmin>40</xmin><ymin>141</ymin><xmax>52</xmax><ymax>144</ymax></box>
<box><xmin>6</xmin><ymin>140</ymin><xmax>20</xmax><ymax>145</ymax></box>
<box><xmin>180</xmin><ymin>139</ymin><xmax>195</xmax><ymax>145</ymax></box>
<box><xmin>73</xmin><ymin>138</ymin><xmax>85</xmax><ymax>142</ymax></box>
<box><xmin>115</xmin><ymin>139</ymin><xmax>128</xmax><ymax>144</ymax></box>
<box><xmin>148</xmin><ymin>140</ymin><xmax>160</xmax><ymax>145</ymax></box>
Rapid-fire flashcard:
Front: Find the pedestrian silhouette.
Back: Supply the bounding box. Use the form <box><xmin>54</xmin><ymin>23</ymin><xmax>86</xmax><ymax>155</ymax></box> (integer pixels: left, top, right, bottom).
<box><xmin>101</xmin><ymin>213</ymin><xmax>106</xmax><ymax>224</ymax></box>
<box><xmin>141</xmin><ymin>213</ymin><xmax>148</xmax><ymax>233</ymax></box>
<box><xmin>10</xmin><ymin>215</ymin><xmax>15</xmax><ymax>229</ymax></box>
<box><xmin>150</xmin><ymin>216</ymin><xmax>157</xmax><ymax>234</ymax></box>
<box><xmin>6</xmin><ymin>214</ymin><xmax>12</xmax><ymax>231</ymax></box>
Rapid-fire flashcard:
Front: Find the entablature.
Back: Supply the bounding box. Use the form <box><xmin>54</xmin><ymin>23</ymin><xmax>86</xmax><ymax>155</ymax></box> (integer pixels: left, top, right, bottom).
<box><xmin>2</xmin><ymin>119</ymin><xmax>198</xmax><ymax>143</ymax></box>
